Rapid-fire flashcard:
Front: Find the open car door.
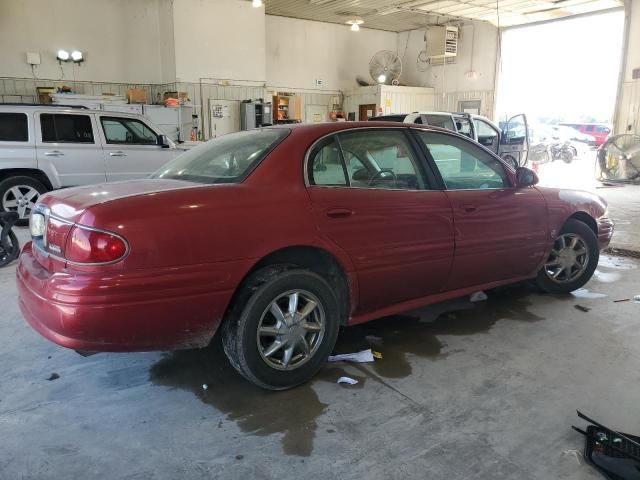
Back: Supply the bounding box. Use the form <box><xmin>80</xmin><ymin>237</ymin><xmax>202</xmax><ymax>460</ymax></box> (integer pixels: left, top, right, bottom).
<box><xmin>499</xmin><ymin>114</ymin><xmax>529</xmax><ymax>168</ymax></box>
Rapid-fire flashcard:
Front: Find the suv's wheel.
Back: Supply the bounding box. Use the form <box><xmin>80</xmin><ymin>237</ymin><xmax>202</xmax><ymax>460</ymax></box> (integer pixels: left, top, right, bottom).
<box><xmin>222</xmin><ymin>267</ymin><xmax>341</xmax><ymax>390</ymax></box>
<box><xmin>536</xmin><ymin>219</ymin><xmax>599</xmax><ymax>294</ymax></box>
<box><xmin>0</xmin><ymin>176</ymin><xmax>47</xmax><ymax>225</ymax></box>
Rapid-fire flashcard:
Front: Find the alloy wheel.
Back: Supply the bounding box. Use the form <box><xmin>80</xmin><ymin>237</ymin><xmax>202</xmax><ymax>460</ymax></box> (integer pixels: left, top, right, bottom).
<box><xmin>256</xmin><ymin>289</ymin><xmax>326</xmax><ymax>371</ymax></box>
<box><xmin>2</xmin><ymin>185</ymin><xmax>40</xmax><ymax>220</ymax></box>
<box><xmin>544</xmin><ymin>233</ymin><xmax>589</xmax><ymax>283</ymax></box>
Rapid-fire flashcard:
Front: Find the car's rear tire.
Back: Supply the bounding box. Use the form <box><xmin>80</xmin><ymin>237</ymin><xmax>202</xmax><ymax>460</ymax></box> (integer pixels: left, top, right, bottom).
<box><xmin>535</xmin><ymin>219</ymin><xmax>599</xmax><ymax>294</ymax></box>
<box><xmin>0</xmin><ymin>176</ymin><xmax>47</xmax><ymax>226</ymax></box>
<box><xmin>222</xmin><ymin>267</ymin><xmax>341</xmax><ymax>390</ymax></box>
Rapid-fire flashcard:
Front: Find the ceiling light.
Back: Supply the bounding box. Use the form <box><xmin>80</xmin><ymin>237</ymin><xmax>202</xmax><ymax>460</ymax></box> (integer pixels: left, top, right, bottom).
<box><xmin>252</xmin><ymin>0</ymin><xmax>263</xmax><ymax>7</ymax></box>
<box><xmin>346</xmin><ymin>19</ymin><xmax>364</xmax><ymax>31</ymax></box>
<box><xmin>56</xmin><ymin>49</ymin><xmax>69</xmax><ymax>61</ymax></box>
<box><xmin>70</xmin><ymin>50</ymin><xmax>83</xmax><ymax>62</ymax></box>
<box><xmin>377</xmin><ymin>74</ymin><xmax>387</xmax><ymax>83</ymax></box>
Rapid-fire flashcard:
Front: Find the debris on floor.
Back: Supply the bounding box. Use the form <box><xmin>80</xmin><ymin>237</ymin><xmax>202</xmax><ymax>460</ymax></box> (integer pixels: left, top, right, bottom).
<box><xmin>372</xmin><ymin>350</ymin><xmax>383</xmax><ymax>359</ymax></box>
<box><xmin>337</xmin><ymin>376</ymin><xmax>359</xmax><ymax>385</ymax></box>
<box><xmin>202</xmin><ymin>384</ymin><xmax>208</xmax><ymax>391</ymax></box>
<box><xmin>328</xmin><ymin>349</ymin><xmax>375</xmax><ymax>363</ymax></box>
<box><xmin>574</xmin><ymin>305</ymin><xmax>591</xmax><ymax>313</ymax></box>
<box><xmin>572</xmin><ymin>288</ymin><xmax>608</xmax><ymax>299</ymax></box>
<box><xmin>572</xmin><ymin>410</ymin><xmax>640</xmax><ymax>480</ymax></box>
<box><xmin>46</xmin><ymin>373</ymin><xmax>60</xmax><ymax>381</ymax></box>
<box><xmin>634</xmin><ymin>295</ymin><xmax>640</xmax><ymax>304</ymax></box>
<box><xmin>469</xmin><ymin>291</ymin><xmax>488</xmax><ymax>302</ymax></box>
<box><xmin>613</xmin><ymin>299</ymin><xmax>630</xmax><ymax>303</ymax></box>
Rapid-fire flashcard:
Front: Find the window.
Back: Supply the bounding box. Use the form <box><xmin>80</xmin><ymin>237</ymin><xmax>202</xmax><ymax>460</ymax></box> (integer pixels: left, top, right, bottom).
<box><xmin>101</xmin><ymin>117</ymin><xmax>158</xmax><ymax>145</ymax></box>
<box><xmin>473</xmin><ymin>119</ymin><xmax>499</xmax><ymax>150</ymax></box>
<box><xmin>0</xmin><ymin>113</ymin><xmax>28</xmax><ymax>141</ymax></box>
<box><xmin>596</xmin><ymin>125</ymin><xmax>610</xmax><ymax>134</ymax></box>
<box><xmin>153</xmin><ymin>128</ymin><xmax>288</xmax><ymax>184</ymax></box>
<box><xmin>422</xmin><ymin>114</ymin><xmax>455</xmax><ymax>132</ymax></box>
<box><xmin>308</xmin><ymin>130</ymin><xmax>426</xmax><ymax>190</ymax></box>
<box><xmin>586</xmin><ymin>125</ymin><xmax>594</xmax><ymax>132</ymax></box>
<box><xmin>40</xmin><ymin>114</ymin><xmax>94</xmax><ymax>143</ymax></box>
<box><xmin>455</xmin><ymin>117</ymin><xmax>473</xmax><ymax>139</ymax></box>
<box><xmin>417</xmin><ymin>131</ymin><xmax>509</xmax><ymax>190</ymax></box>
<box><xmin>308</xmin><ymin>138</ymin><xmax>347</xmax><ymax>186</ymax></box>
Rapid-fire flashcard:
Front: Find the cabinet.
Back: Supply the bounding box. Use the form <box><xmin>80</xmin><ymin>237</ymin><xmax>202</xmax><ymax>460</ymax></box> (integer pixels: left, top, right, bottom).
<box><xmin>273</xmin><ymin>95</ymin><xmax>302</xmax><ymax>123</ymax></box>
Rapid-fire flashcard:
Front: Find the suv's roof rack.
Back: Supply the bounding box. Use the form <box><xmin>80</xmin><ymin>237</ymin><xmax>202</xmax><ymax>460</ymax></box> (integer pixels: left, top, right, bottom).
<box><xmin>0</xmin><ymin>103</ymin><xmax>88</xmax><ymax>109</ymax></box>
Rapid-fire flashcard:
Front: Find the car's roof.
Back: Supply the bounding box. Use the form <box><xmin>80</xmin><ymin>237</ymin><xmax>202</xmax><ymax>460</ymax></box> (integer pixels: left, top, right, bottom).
<box><xmin>267</xmin><ymin>121</ymin><xmax>453</xmax><ymax>136</ymax></box>
<box><xmin>0</xmin><ymin>104</ymin><xmax>147</xmax><ymax>120</ymax></box>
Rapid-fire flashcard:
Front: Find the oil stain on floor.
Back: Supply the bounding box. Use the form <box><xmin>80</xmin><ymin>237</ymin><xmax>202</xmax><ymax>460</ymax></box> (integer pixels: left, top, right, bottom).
<box><xmin>149</xmin><ymin>283</ymin><xmax>543</xmax><ymax>457</ymax></box>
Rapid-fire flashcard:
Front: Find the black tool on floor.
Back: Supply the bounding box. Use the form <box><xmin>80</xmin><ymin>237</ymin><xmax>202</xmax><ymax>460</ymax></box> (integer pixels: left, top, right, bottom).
<box><xmin>0</xmin><ymin>211</ymin><xmax>20</xmax><ymax>268</ymax></box>
<box><xmin>573</xmin><ymin>410</ymin><xmax>640</xmax><ymax>480</ymax></box>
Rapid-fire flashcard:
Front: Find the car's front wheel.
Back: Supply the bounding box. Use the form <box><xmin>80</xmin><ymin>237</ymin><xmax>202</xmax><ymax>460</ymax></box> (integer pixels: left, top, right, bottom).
<box><xmin>536</xmin><ymin>219</ymin><xmax>599</xmax><ymax>294</ymax></box>
<box><xmin>222</xmin><ymin>267</ymin><xmax>340</xmax><ymax>390</ymax></box>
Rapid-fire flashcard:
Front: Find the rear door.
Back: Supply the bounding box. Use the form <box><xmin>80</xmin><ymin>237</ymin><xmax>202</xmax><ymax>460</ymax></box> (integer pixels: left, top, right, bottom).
<box><xmin>35</xmin><ymin>111</ymin><xmax>106</xmax><ymax>186</ymax></box>
<box><xmin>306</xmin><ymin>128</ymin><xmax>454</xmax><ymax>314</ymax></box>
<box><xmin>414</xmin><ymin>130</ymin><xmax>548</xmax><ymax>290</ymax></box>
<box><xmin>97</xmin><ymin>115</ymin><xmax>176</xmax><ymax>182</ymax></box>
<box><xmin>499</xmin><ymin>114</ymin><xmax>529</xmax><ymax>167</ymax></box>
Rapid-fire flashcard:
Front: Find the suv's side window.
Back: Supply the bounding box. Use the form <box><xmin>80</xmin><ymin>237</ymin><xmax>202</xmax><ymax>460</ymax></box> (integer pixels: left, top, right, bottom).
<box><xmin>416</xmin><ymin>131</ymin><xmax>509</xmax><ymax>190</ymax></box>
<box><xmin>40</xmin><ymin>114</ymin><xmax>94</xmax><ymax>143</ymax></box>
<box><xmin>101</xmin><ymin>117</ymin><xmax>158</xmax><ymax>145</ymax></box>
<box><xmin>0</xmin><ymin>113</ymin><xmax>28</xmax><ymax>142</ymax></box>
<box><xmin>308</xmin><ymin>130</ymin><xmax>427</xmax><ymax>190</ymax></box>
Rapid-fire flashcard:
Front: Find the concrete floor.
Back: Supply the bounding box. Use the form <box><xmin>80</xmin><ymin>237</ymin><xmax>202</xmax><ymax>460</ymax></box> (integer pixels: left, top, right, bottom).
<box><xmin>1</xmin><ymin>241</ymin><xmax>640</xmax><ymax>478</ymax></box>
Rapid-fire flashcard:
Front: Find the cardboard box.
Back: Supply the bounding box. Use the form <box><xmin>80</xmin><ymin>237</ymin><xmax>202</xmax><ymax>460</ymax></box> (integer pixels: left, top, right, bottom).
<box><xmin>127</xmin><ymin>88</ymin><xmax>148</xmax><ymax>104</ymax></box>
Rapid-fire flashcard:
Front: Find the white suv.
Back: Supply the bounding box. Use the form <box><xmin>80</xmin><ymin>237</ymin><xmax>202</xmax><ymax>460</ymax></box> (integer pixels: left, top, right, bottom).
<box><xmin>0</xmin><ymin>104</ymin><xmax>188</xmax><ymax>221</ymax></box>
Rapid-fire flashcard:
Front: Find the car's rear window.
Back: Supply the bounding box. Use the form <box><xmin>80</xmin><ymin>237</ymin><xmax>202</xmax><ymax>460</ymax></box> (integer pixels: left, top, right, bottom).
<box><xmin>152</xmin><ymin>128</ymin><xmax>289</xmax><ymax>184</ymax></box>
<box><xmin>423</xmin><ymin>114</ymin><xmax>455</xmax><ymax>132</ymax></box>
<box><xmin>0</xmin><ymin>113</ymin><xmax>28</xmax><ymax>141</ymax></box>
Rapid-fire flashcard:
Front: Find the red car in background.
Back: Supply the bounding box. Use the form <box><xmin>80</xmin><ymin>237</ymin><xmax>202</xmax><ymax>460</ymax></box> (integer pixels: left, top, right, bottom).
<box><xmin>559</xmin><ymin>122</ymin><xmax>611</xmax><ymax>147</ymax></box>
<box><xmin>17</xmin><ymin>122</ymin><xmax>613</xmax><ymax>390</ymax></box>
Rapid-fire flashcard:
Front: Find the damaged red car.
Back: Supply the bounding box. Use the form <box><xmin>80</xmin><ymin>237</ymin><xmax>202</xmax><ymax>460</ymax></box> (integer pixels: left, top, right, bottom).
<box><xmin>17</xmin><ymin>122</ymin><xmax>614</xmax><ymax>389</ymax></box>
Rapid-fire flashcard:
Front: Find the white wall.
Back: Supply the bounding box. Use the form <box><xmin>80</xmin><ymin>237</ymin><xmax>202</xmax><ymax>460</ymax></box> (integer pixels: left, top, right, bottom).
<box><xmin>0</xmin><ymin>0</ymin><xmax>167</xmax><ymax>84</ymax></box>
<box><xmin>266</xmin><ymin>16</ymin><xmax>398</xmax><ymax>91</ymax></box>
<box><xmin>615</xmin><ymin>0</ymin><xmax>640</xmax><ymax>134</ymax></box>
<box><xmin>172</xmin><ymin>0</ymin><xmax>266</xmax><ymax>83</ymax></box>
<box><xmin>400</xmin><ymin>23</ymin><xmax>499</xmax><ymax>93</ymax></box>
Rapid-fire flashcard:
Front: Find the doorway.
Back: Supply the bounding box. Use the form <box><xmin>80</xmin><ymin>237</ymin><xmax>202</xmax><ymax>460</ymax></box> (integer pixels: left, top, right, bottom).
<box><xmin>359</xmin><ymin>104</ymin><xmax>376</xmax><ymax>121</ymax></box>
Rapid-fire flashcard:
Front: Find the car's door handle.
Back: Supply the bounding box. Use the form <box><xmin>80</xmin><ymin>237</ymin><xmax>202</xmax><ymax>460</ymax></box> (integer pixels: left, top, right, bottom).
<box><xmin>44</xmin><ymin>151</ymin><xmax>64</xmax><ymax>157</ymax></box>
<box><xmin>326</xmin><ymin>208</ymin><xmax>353</xmax><ymax>218</ymax></box>
<box><xmin>109</xmin><ymin>151</ymin><xmax>128</xmax><ymax>157</ymax></box>
<box><xmin>460</xmin><ymin>204</ymin><xmax>477</xmax><ymax>214</ymax></box>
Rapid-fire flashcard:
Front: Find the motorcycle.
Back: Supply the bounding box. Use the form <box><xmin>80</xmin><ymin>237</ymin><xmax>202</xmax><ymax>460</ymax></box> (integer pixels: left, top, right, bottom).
<box><xmin>550</xmin><ymin>141</ymin><xmax>575</xmax><ymax>163</ymax></box>
<box><xmin>0</xmin><ymin>211</ymin><xmax>20</xmax><ymax>268</ymax></box>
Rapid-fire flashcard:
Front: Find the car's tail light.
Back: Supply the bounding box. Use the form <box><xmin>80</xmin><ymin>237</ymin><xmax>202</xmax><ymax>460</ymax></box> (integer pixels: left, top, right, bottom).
<box><xmin>64</xmin><ymin>225</ymin><xmax>128</xmax><ymax>264</ymax></box>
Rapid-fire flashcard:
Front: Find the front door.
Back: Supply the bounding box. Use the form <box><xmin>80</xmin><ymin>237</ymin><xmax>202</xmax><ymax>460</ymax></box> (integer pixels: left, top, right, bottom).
<box><xmin>358</xmin><ymin>104</ymin><xmax>376</xmax><ymax>121</ymax></box>
<box><xmin>306</xmin><ymin>128</ymin><xmax>454</xmax><ymax>314</ymax></box>
<box><xmin>414</xmin><ymin>130</ymin><xmax>547</xmax><ymax>290</ymax></box>
<box><xmin>97</xmin><ymin>115</ymin><xmax>176</xmax><ymax>182</ymax></box>
<box><xmin>35</xmin><ymin>112</ymin><xmax>106</xmax><ymax>186</ymax></box>
<box><xmin>473</xmin><ymin>117</ymin><xmax>500</xmax><ymax>155</ymax></box>
<box><xmin>499</xmin><ymin>113</ymin><xmax>529</xmax><ymax>167</ymax></box>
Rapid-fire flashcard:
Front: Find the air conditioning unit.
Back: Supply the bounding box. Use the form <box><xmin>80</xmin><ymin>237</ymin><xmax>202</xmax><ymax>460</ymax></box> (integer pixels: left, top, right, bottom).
<box><xmin>426</xmin><ymin>25</ymin><xmax>459</xmax><ymax>60</ymax></box>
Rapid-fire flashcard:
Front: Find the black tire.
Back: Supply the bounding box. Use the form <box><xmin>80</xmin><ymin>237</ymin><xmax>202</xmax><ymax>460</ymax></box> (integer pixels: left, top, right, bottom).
<box><xmin>536</xmin><ymin>219</ymin><xmax>599</xmax><ymax>294</ymax></box>
<box><xmin>222</xmin><ymin>267</ymin><xmax>341</xmax><ymax>390</ymax></box>
<box><xmin>0</xmin><ymin>176</ymin><xmax>48</xmax><ymax>226</ymax></box>
<box><xmin>0</xmin><ymin>229</ymin><xmax>19</xmax><ymax>267</ymax></box>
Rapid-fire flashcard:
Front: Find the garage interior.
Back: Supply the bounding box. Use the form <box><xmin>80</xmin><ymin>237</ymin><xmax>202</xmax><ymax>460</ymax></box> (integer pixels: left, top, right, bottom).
<box><xmin>1</xmin><ymin>0</ymin><xmax>640</xmax><ymax>478</ymax></box>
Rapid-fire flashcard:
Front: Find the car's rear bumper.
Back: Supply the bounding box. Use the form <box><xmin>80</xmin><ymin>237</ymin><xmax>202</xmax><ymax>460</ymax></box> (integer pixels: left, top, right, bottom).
<box><xmin>17</xmin><ymin>242</ymin><xmax>244</xmax><ymax>352</ymax></box>
<box><xmin>597</xmin><ymin>216</ymin><xmax>614</xmax><ymax>250</ymax></box>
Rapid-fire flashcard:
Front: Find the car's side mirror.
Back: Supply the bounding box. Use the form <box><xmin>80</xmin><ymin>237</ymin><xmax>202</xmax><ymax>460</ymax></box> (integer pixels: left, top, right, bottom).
<box><xmin>516</xmin><ymin>167</ymin><xmax>538</xmax><ymax>188</ymax></box>
<box><xmin>157</xmin><ymin>134</ymin><xmax>171</xmax><ymax>148</ymax></box>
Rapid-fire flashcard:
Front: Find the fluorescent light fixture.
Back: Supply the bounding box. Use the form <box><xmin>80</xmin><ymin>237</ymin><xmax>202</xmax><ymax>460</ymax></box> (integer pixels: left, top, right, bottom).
<box><xmin>346</xmin><ymin>19</ymin><xmax>364</xmax><ymax>31</ymax></box>
<box><xmin>377</xmin><ymin>74</ymin><xmax>387</xmax><ymax>83</ymax></box>
<box><xmin>56</xmin><ymin>49</ymin><xmax>69</xmax><ymax>61</ymax></box>
<box><xmin>252</xmin><ymin>0</ymin><xmax>263</xmax><ymax>7</ymax></box>
<box><xmin>71</xmin><ymin>50</ymin><xmax>83</xmax><ymax>62</ymax></box>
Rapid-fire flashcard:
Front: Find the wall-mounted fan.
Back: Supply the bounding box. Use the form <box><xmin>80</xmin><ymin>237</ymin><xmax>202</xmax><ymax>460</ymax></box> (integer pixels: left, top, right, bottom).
<box><xmin>369</xmin><ymin>50</ymin><xmax>402</xmax><ymax>85</ymax></box>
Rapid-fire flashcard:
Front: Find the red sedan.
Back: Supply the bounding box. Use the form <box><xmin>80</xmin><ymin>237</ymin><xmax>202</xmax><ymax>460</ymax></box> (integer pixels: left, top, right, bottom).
<box><xmin>17</xmin><ymin>122</ymin><xmax>614</xmax><ymax>389</ymax></box>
